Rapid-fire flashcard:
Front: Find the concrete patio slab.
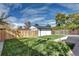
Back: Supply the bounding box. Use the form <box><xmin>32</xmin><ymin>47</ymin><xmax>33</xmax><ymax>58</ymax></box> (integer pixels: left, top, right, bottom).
<box><xmin>0</xmin><ymin>41</ymin><xmax>4</xmax><ymax>56</ymax></box>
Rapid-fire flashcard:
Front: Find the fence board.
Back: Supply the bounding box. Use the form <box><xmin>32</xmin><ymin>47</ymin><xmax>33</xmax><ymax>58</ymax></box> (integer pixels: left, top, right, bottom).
<box><xmin>0</xmin><ymin>29</ymin><xmax>6</xmax><ymax>41</ymax></box>
<box><xmin>0</xmin><ymin>29</ymin><xmax>38</xmax><ymax>41</ymax></box>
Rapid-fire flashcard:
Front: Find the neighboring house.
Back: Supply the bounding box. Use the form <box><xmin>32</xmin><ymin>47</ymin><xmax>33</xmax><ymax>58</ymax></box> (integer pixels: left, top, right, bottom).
<box><xmin>34</xmin><ymin>25</ymin><xmax>52</xmax><ymax>36</ymax></box>
<box><xmin>30</xmin><ymin>26</ymin><xmax>38</xmax><ymax>31</ymax></box>
<box><xmin>16</xmin><ymin>25</ymin><xmax>52</xmax><ymax>37</ymax></box>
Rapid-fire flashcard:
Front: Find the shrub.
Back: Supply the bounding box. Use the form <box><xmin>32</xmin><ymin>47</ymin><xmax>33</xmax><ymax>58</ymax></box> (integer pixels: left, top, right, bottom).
<box><xmin>2</xmin><ymin>35</ymin><xmax>70</xmax><ymax>56</ymax></box>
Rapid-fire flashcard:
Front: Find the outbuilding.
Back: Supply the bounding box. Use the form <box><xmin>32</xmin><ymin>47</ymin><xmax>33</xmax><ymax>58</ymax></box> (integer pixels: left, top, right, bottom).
<box><xmin>36</xmin><ymin>26</ymin><xmax>52</xmax><ymax>36</ymax></box>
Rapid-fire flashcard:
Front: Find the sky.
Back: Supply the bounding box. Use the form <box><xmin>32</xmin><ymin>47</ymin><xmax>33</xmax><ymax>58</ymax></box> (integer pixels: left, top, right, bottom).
<box><xmin>1</xmin><ymin>3</ymin><xmax>79</xmax><ymax>27</ymax></box>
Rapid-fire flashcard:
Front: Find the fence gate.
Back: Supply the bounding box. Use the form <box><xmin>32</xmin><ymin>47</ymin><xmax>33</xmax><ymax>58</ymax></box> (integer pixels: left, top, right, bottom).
<box><xmin>0</xmin><ymin>29</ymin><xmax>6</xmax><ymax>41</ymax></box>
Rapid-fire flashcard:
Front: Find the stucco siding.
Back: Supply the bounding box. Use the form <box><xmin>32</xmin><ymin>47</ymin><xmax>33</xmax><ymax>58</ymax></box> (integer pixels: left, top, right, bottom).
<box><xmin>38</xmin><ymin>30</ymin><xmax>51</xmax><ymax>36</ymax></box>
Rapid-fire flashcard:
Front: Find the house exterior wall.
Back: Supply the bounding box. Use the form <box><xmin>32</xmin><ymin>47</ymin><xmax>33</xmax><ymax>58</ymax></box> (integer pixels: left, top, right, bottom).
<box><xmin>38</xmin><ymin>29</ymin><xmax>51</xmax><ymax>36</ymax></box>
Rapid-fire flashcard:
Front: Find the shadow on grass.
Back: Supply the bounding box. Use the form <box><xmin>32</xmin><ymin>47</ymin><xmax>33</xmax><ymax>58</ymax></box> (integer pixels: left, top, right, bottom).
<box><xmin>66</xmin><ymin>42</ymin><xmax>75</xmax><ymax>50</ymax></box>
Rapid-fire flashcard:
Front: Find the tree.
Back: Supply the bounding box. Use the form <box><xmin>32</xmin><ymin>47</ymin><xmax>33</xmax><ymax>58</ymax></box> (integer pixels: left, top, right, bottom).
<box><xmin>18</xmin><ymin>26</ymin><xmax>23</xmax><ymax>29</ymax></box>
<box><xmin>66</xmin><ymin>14</ymin><xmax>79</xmax><ymax>29</ymax></box>
<box><xmin>0</xmin><ymin>12</ymin><xmax>9</xmax><ymax>25</ymax></box>
<box><xmin>24</xmin><ymin>20</ymin><xmax>31</xmax><ymax>29</ymax></box>
<box><xmin>46</xmin><ymin>24</ymin><xmax>51</xmax><ymax>28</ymax></box>
<box><xmin>55</xmin><ymin>13</ymin><xmax>79</xmax><ymax>30</ymax></box>
<box><xmin>55</xmin><ymin>13</ymin><xmax>67</xmax><ymax>26</ymax></box>
<box><xmin>35</xmin><ymin>24</ymin><xmax>39</xmax><ymax>26</ymax></box>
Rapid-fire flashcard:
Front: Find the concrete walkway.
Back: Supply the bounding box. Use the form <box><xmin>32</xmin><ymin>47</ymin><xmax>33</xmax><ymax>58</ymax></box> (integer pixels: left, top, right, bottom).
<box><xmin>0</xmin><ymin>41</ymin><xmax>4</xmax><ymax>56</ymax></box>
<box><xmin>64</xmin><ymin>35</ymin><xmax>79</xmax><ymax>56</ymax></box>
<box><xmin>65</xmin><ymin>36</ymin><xmax>79</xmax><ymax>44</ymax></box>
<box><xmin>72</xmin><ymin>43</ymin><xmax>79</xmax><ymax>56</ymax></box>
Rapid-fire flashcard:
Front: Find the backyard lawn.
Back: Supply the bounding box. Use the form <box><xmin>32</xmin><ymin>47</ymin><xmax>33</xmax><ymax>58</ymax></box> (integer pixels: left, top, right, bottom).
<box><xmin>1</xmin><ymin>34</ymin><xmax>71</xmax><ymax>56</ymax></box>
<box><xmin>38</xmin><ymin>34</ymin><xmax>64</xmax><ymax>40</ymax></box>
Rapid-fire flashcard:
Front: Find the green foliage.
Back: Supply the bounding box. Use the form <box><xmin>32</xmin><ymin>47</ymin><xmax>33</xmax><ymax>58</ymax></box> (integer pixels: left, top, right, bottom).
<box><xmin>0</xmin><ymin>12</ymin><xmax>9</xmax><ymax>24</ymax></box>
<box><xmin>2</xmin><ymin>35</ymin><xmax>70</xmax><ymax>56</ymax></box>
<box><xmin>56</xmin><ymin>13</ymin><xmax>68</xmax><ymax>26</ymax></box>
<box><xmin>55</xmin><ymin>13</ymin><xmax>79</xmax><ymax>30</ymax></box>
<box><xmin>46</xmin><ymin>41</ymin><xmax>70</xmax><ymax>56</ymax></box>
<box><xmin>39</xmin><ymin>35</ymin><xmax>64</xmax><ymax>40</ymax></box>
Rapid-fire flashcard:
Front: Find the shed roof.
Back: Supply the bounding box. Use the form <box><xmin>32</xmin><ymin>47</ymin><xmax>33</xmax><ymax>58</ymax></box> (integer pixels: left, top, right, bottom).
<box><xmin>29</xmin><ymin>26</ymin><xmax>38</xmax><ymax>31</ymax></box>
<box><xmin>35</xmin><ymin>25</ymin><xmax>51</xmax><ymax>30</ymax></box>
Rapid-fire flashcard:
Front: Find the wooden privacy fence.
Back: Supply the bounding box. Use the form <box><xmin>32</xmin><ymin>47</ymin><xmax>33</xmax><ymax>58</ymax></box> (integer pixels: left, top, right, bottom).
<box><xmin>17</xmin><ymin>30</ymin><xmax>38</xmax><ymax>38</ymax></box>
<box><xmin>0</xmin><ymin>29</ymin><xmax>38</xmax><ymax>41</ymax></box>
<box><xmin>0</xmin><ymin>29</ymin><xmax>6</xmax><ymax>41</ymax></box>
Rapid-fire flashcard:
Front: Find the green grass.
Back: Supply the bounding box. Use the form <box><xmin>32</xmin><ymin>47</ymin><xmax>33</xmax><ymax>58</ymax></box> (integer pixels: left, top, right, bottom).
<box><xmin>38</xmin><ymin>34</ymin><xmax>64</xmax><ymax>40</ymax></box>
<box><xmin>1</xmin><ymin>35</ymin><xmax>70</xmax><ymax>56</ymax></box>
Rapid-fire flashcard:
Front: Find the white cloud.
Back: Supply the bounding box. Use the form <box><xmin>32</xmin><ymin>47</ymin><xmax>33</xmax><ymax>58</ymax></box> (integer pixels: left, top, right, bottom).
<box><xmin>5</xmin><ymin>16</ymin><xmax>25</xmax><ymax>23</ymax></box>
<box><xmin>20</xmin><ymin>6</ymin><xmax>48</xmax><ymax>17</ymax></box>
<box><xmin>5</xmin><ymin>16</ymin><xmax>18</xmax><ymax>23</ymax></box>
<box><xmin>0</xmin><ymin>4</ymin><xmax>56</xmax><ymax>26</ymax></box>
<box><xmin>45</xmin><ymin>20</ymin><xmax>56</xmax><ymax>25</ymax></box>
<box><xmin>4</xmin><ymin>3</ymin><xmax>22</xmax><ymax>9</ymax></box>
<box><xmin>29</xmin><ymin>17</ymin><xmax>45</xmax><ymax>23</ymax></box>
<box><xmin>12</xmin><ymin>23</ymin><xmax>25</xmax><ymax>26</ymax></box>
<box><xmin>10</xmin><ymin>23</ymin><xmax>25</xmax><ymax>29</ymax></box>
<box><xmin>0</xmin><ymin>4</ymin><xmax>22</xmax><ymax>18</ymax></box>
<box><xmin>20</xmin><ymin>6</ymin><xmax>50</xmax><ymax>25</ymax></box>
<box><xmin>49</xmin><ymin>21</ymin><xmax>56</xmax><ymax>25</ymax></box>
<box><xmin>0</xmin><ymin>4</ymin><xmax>24</xmax><ymax>27</ymax></box>
<box><xmin>5</xmin><ymin>16</ymin><xmax>25</xmax><ymax>28</ymax></box>
<box><xmin>5</xmin><ymin>16</ymin><xmax>26</xmax><ymax>27</ymax></box>
<box><xmin>59</xmin><ymin>3</ymin><xmax>79</xmax><ymax>11</ymax></box>
<box><xmin>0</xmin><ymin>4</ymin><xmax>10</xmax><ymax>17</ymax></box>
<box><xmin>33</xmin><ymin>18</ymin><xmax>56</xmax><ymax>26</ymax></box>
